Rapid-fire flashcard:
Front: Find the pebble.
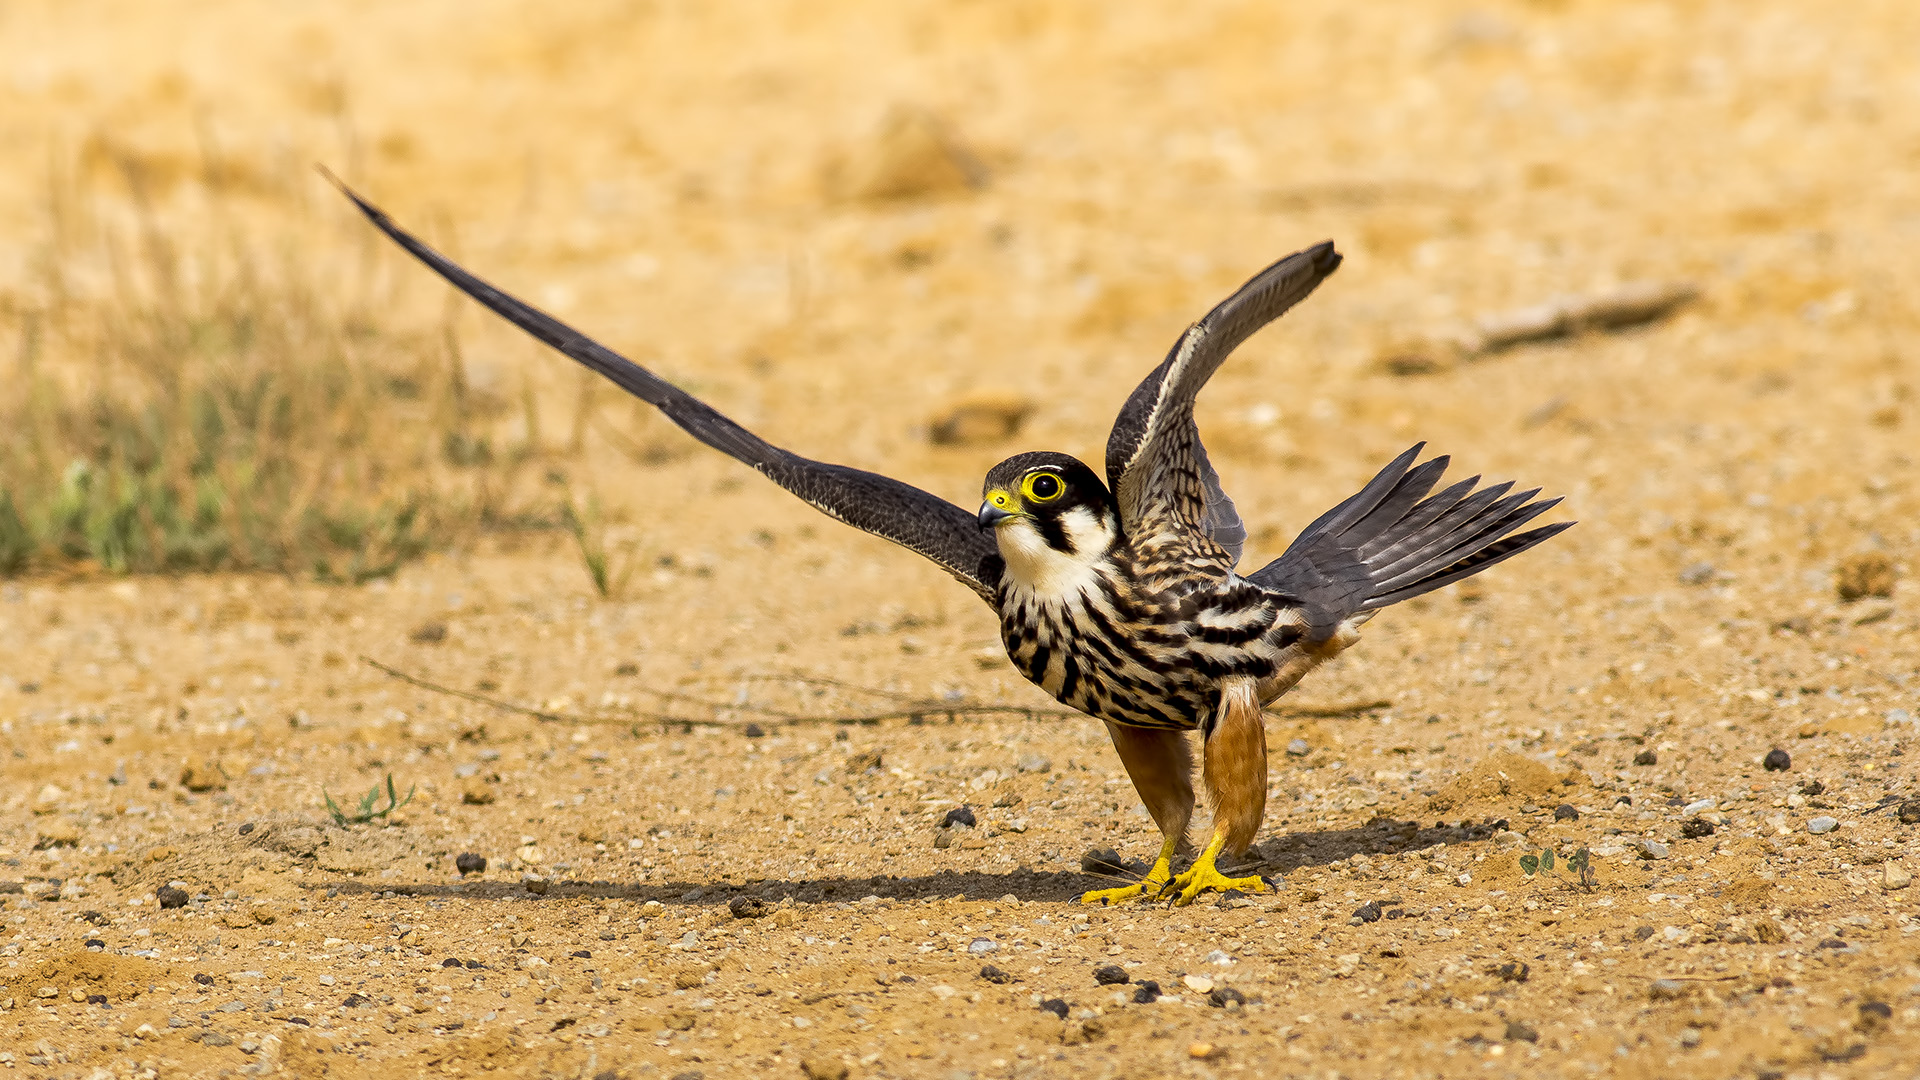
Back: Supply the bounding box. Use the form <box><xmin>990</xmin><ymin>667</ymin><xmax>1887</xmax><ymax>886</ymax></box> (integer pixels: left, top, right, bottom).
<box><xmin>1633</xmin><ymin>750</ymin><xmax>1658</xmax><ymax>766</ymax></box>
<box><xmin>978</xmin><ymin>965</ymin><xmax>1011</xmax><ymax>984</ymax></box>
<box><xmin>1017</xmin><ymin>753</ymin><xmax>1051</xmax><ymax>773</ymax></box>
<box><xmin>1080</xmin><ymin>848</ymin><xmax>1127</xmax><ymax>875</ymax></box>
<box><xmin>1285</xmin><ymin>738</ymin><xmax>1310</xmax><ymax>756</ymax></box>
<box><xmin>1182</xmin><ymin>974</ymin><xmax>1215</xmax><ymax>994</ymax></box>
<box><xmin>1205</xmin><ymin>950</ymin><xmax>1233</xmax><ymax>966</ymax></box>
<box><xmin>1038</xmin><ymin>998</ymin><xmax>1069</xmax><ymax>1019</ymax></box>
<box><xmin>729</xmin><ymin>896</ymin><xmax>770</xmax><ymax>919</ymax></box>
<box><xmin>1553</xmin><ymin>804</ymin><xmax>1579</xmax><ymax>821</ymax></box>
<box><xmin>455</xmin><ymin>853</ymin><xmax>487</xmax><ymax>876</ymax></box>
<box><xmin>522</xmin><ymin>874</ymin><xmax>550</xmax><ymax>895</ymax></box>
<box><xmin>1682</xmin><ymin>798</ymin><xmax>1715</xmax><ymax>815</ymax></box>
<box><xmin>1505</xmin><ymin>1020</ymin><xmax>1540</xmax><ymax>1043</ymax></box>
<box><xmin>1188</xmin><ymin>1042</ymin><xmax>1221</xmax><ymax>1060</ymax></box>
<box><xmin>1884</xmin><ymin>863</ymin><xmax>1912</xmax><ymax>891</ymax></box>
<box><xmin>1636</xmin><ymin>839</ymin><xmax>1669</xmax><ymax>860</ymax></box>
<box><xmin>799</xmin><ymin>1058</ymin><xmax>849</xmax><ymax>1080</ymax></box>
<box><xmin>942</xmin><ymin>806</ymin><xmax>977</xmax><ymax>829</ymax></box>
<box><xmin>155</xmin><ymin>886</ymin><xmax>188</xmax><ymax>910</ymax></box>
<box><xmin>1350</xmin><ymin>901</ymin><xmax>1383</xmax><ymax>925</ymax></box>
<box><xmin>1207</xmin><ymin>986</ymin><xmax>1247</xmax><ymax>1008</ymax></box>
<box><xmin>1092</xmin><ymin>964</ymin><xmax>1130</xmax><ymax>986</ymax></box>
<box><xmin>742</xmin><ymin>723</ymin><xmax>766</xmax><ymax>739</ymax></box>
<box><xmin>1763</xmin><ymin>749</ymin><xmax>1791</xmax><ymax>772</ymax></box>
<box><xmin>1898</xmin><ymin>801</ymin><xmax>1920</xmax><ymax>826</ymax></box>
<box><xmin>1648</xmin><ymin>979</ymin><xmax>1686</xmax><ymax>1001</ymax></box>
<box><xmin>1807</xmin><ymin>816</ymin><xmax>1838</xmax><ymax>834</ymax></box>
<box><xmin>1131</xmin><ymin>980</ymin><xmax>1162</xmax><ymax>1004</ymax></box>
<box><xmin>1680</xmin><ymin>820</ymin><xmax>1715</xmax><ymax>839</ymax></box>
<box><xmin>967</xmin><ymin>938</ymin><xmax>997</xmax><ymax>955</ymax></box>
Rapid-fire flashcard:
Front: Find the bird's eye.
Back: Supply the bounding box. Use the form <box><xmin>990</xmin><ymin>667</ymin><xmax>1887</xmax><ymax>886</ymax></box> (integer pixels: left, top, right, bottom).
<box><xmin>1023</xmin><ymin>472</ymin><xmax>1063</xmax><ymax>502</ymax></box>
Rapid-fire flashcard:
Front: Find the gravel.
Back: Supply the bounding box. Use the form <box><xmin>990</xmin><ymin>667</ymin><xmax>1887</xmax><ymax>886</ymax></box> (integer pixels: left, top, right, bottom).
<box><xmin>156</xmin><ymin>886</ymin><xmax>188</xmax><ymax>909</ymax></box>
<box><xmin>1554</xmin><ymin>804</ymin><xmax>1579</xmax><ymax>821</ymax></box>
<box><xmin>1763</xmin><ymin>749</ymin><xmax>1791</xmax><ymax>772</ymax></box>
<box><xmin>1131</xmin><ymin>980</ymin><xmax>1162</xmax><ymax>1004</ymax></box>
<box><xmin>1350</xmin><ymin>901</ymin><xmax>1383</xmax><ymax>924</ymax></box>
<box><xmin>1092</xmin><ymin>964</ymin><xmax>1130</xmax><ymax>985</ymax></box>
<box><xmin>1807</xmin><ymin>816</ymin><xmax>1838</xmax><ymax>834</ymax></box>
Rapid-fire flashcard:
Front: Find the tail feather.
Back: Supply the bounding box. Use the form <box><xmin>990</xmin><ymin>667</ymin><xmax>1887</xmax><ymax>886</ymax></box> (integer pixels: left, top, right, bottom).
<box><xmin>1248</xmin><ymin>447</ymin><xmax>1571</xmax><ymax>640</ymax></box>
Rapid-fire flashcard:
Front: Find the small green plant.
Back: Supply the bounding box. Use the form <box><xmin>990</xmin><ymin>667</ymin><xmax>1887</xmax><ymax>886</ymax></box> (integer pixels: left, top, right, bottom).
<box><xmin>324</xmin><ymin>773</ymin><xmax>417</xmax><ymax>826</ymax></box>
<box><xmin>559</xmin><ymin>490</ymin><xmax>640</xmax><ymax>599</ymax></box>
<box><xmin>1520</xmin><ymin>846</ymin><xmax>1596</xmax><ymax>888</ymax></box>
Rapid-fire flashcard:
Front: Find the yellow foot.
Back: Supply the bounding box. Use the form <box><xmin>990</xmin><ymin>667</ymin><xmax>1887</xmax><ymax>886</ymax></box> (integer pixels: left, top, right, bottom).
<box><xmin>1160</xmin><ymin>851</ymin><xmax>1270</xmax><ymax>907</ymax></box>
<box><xmin>1080</xmin><ymin>857</ymin><xmax>1172</xmax><ymax>906</ymax></box>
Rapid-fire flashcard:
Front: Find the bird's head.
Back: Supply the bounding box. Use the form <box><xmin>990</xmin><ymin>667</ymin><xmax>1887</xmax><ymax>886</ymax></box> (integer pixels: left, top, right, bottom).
<box><xmin>978</xmin><ymin>453</ymin><xmax>1118</xmax><ymax>585</ymax></box>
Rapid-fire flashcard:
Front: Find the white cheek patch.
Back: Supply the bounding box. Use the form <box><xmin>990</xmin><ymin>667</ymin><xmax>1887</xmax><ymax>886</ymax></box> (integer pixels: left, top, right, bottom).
<box><xmin>996</xmin><ymin>510</ymin><xmax>1115</xmax><ymax>601</ymax></box>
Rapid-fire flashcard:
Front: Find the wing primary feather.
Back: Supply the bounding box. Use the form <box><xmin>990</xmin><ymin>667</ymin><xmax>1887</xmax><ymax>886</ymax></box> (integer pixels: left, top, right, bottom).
<box><xmin>324</xmin><ymin>171</ymin><xmax>1003</xmax><ymax>599</ymax></box>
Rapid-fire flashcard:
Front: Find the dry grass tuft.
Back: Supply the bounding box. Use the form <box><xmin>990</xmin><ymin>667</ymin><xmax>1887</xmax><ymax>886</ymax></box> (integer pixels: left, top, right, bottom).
<box><xmin>0</xmin><ymin>155</ymin><xmax>553</xmax><ymax>580</ymax></box>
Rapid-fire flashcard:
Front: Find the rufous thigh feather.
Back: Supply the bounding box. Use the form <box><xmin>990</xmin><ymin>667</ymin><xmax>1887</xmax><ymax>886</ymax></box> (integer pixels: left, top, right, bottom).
<box><xmin>1202</xmin><ymin>678</ymin><xmax>1268</xmax><ymax>856</ymax></box>
<box><xmin>1104</xmin><ymin>721</ymin><xmax>1196</xmax><ymax>852</ymax></box>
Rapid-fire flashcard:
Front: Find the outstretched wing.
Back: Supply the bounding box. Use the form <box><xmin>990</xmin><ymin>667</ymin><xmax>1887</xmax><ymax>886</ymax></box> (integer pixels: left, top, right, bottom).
<box><xmin>1249</xmin><ymin>444</ymin><xmax>1574</xmax><ymax>641</ymax></box>
<box><xmin>1104</xmin><ymin>243</ymin><xmax>1342</xmax><ymax>552</ymax></box>
<box><xmin>328</xmin><ymin>174</ymin><xmax>1003</xmax><ymax>601</ymax></box>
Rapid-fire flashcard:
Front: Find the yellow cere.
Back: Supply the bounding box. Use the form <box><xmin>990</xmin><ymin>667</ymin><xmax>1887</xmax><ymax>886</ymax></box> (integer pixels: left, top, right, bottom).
<box><xmin>988</xmin><ymin>489</ymin><xmax>1015</xmax><ymax>510</ymax></box>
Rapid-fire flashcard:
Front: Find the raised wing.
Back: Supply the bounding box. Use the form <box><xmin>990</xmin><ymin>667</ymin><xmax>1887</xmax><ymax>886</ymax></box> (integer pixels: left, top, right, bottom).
<box><xmin>1249</xmin><ymin>444</ymin><xmax>1573</xmax><ymax>641</ymax></box>
<box><xmin>328</xmin><ymin>173</ymin><xmax>1003</xmax><ymax>601</ymax></box>
<box><xmin>1104</xmin><ymin>243</ymin><xmax>1342</xmax><ymax>549</ymax></box>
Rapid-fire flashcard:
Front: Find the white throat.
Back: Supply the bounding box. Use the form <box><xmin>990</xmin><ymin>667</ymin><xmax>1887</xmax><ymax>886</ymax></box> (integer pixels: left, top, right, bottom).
<box><xmin>995</xmin><ymin>506</ymin><xmax>1118</xmax><ymax>600</ymax></box>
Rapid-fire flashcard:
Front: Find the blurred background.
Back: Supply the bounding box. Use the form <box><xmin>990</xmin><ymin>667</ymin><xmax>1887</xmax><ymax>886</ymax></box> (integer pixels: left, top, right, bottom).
<box><xmin>0</xmin><ymin>0</ymin><xmax>1912</xmax><ymax>615</ymax></box>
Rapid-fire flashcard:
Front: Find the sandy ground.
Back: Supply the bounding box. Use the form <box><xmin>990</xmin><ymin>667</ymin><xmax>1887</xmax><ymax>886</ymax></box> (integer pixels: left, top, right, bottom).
<box><xmin>4</xmin><ymin>0</ymin><xmax>1920</xmax><ymax>1077</ymax></box>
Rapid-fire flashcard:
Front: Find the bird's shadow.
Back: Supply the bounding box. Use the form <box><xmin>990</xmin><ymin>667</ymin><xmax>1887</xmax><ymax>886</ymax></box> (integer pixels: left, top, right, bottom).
<box><xmin>323</xmin><ymin>815</ymin><xmax>1506</xmax><ymax>906</ymax></box>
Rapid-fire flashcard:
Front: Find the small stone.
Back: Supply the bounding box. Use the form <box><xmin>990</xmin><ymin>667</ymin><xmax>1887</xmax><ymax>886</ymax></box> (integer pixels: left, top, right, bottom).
<box><xmin>1636</xmin><ymin>839</ymin><xmax>1669</xmax><ymax>860</ymax></box>
<box><xmin>729</xmin><ymin>896</ymin><xmax>771</xmax><ymax>919</ymax></box>
<box><xmin>1205</xmin><ymin>949</ymin><xmax>1233</xmax><ymax>966</ymax></box>
<box><xmin>194</xmin><ymin>973</ymin><xmax>215</xmax><ymax>986</ymax></box>
<box><xmin>342</xmin><ymin>993</ymin><xmax>371</xmax><ymax>1007</ymax></box>
<box><xmin>932</xmin><ymin>828</ymin><xmax>956</xmax><ymax>850</ymax></box>
<box><xmin>1504</xmin><ymin>1020</ymin><xmax>1539</xmax><ymax>1043</ymax></box>
<box><xmin>967</xmin><ymin>938</ymin><xmax>997</xmax><ymax>955</ymax></box>
<box><xmin>460</xmin><ymin>779</ymin><xmax>496</xmax><ymax>805</ymax></box>
<box><xmin>978</xmin><ymin>965</ymin><xmax>1011</xmax><ymax>984</ymax></box>
<box><xmin>1553</xmin><ymin>804</ymin><xmax>1579</xmax><ymax>821</ymax></box>
<box><xmin>455</xmin><ymin>853</ymin><xmax>488</xmax><ymax>876</ymax></box>
<box><xmin>1806</xmin><ymin>816</ymin><xmax>1838</xmax><ymax>835</ymax></box>
<box><xmin>1898</xmin><ymin>801</ymin><xmax>1920</xmax><ymax>826</ymax></box>
<box><xmin>522</xmin><ymin>874</ymin><xmax>550</xmax><ymax>895</ymax></box>
<box><xmin>1207</xmin><ymin>986</ymin><xmax>1247</xmax><ymax>1008</ymax></box>
<box><xmin>199</xmin><ymin>1031</ymin><xmax>233</xmax><ymax>1047</ymax></box>
<box><xmin>1677</xmin><ymin>562</ymin><xmax>1715</xmax><ymax>586</ymax></box>
<box><xmin>1633</xmin><ymin>749</ymin><xmax>1658</xmax><ymax>766</ymax></box>
<box><xmin>1092</xmin><ymin>964</ymin><xmax>1130</xmax><ymax>986</ymax></box>
<box><xmin>1648</xmin><ymin>979</ymin><xmax>1686</xmax><ymax>1001</ymax></box>
<box><xmin>1683</xmin><ymin>798</ymin><xmax>1715</xmax><ymax>815</ymax></box>
<box><xmin>1677</xmin><ymin>1027</ymin><xmax>1702</xmax><ymax>1048</ymax></box>
<box><xmin>441</xmin><ymin>958</ymin><xmax>463</xmax><ymax>968</ymax></box>
<box><xmin>35</xmin><ymin>820</ymin><xmax>81</xmax><ymax>848</ymax></box>
<box><xmin>799</xmin><ymin>1058</ymin><xmax>849</xmax><ymax>1080</ymax></box>
<box><xmin>1080</xmin><ymin>848</ymin><xmax>1127</xmax><ymax>875</ymax></box>
<box><xmin>237</xmin><ymin>822</ymin><xmax>254</xmax><ymax>835</ymax></box>
<box><xmin>663</xmin><ymin>1009</ymin><xmax>696</xmax><ymax>1031</ymax></box>
<box><xmin>1038</xmin><ymin>998</ymin><xmax>1069</xmax><ymax>1019</ymax></box>
<box><xmin>155</xmin><ymin>886</ymin><xmax>189</xmax><ymax>910</ymax></box>
<box><xmin>1799</xmin><ymin>780</ymin><xmax>1825</xmax><ymax>796</ymax></box>
<box><xmin>1680</xmin><ymin>820</ymin><xmax>1716</xmax><ymax>839</ymax></box>
<box><xmin>1836</xmin><ymin>552</ymin><xmax>1896</xmax><ymax>602</ymax></box>
<box><xmin>743</xmin><ymin>723</ymin><xmax>766</xmax><ymax>739</ymax></box>
<box><xmin>1131</xmin><ymin>980</ymin><xmax>1162</xmax><ymax>1004</ymax></box>
<box><xmin>1017</xmin><ymin>753</ymin><xmax>1051</xmax><ymax>773</ymax></box>
<box><xmin>1884</xmin><ymin>862</ymin><xmax>1912</xmax><ymax>891</ymax></box>
<box><xmin>942</xmin><ymin>805</ymin><xmax>977</xmax><ymax>829</ymax></box>
<box><xmin>1762</xmin><ymin>749</ymin><xmax>1791</xmax><ymax>772</ymax></box>
<box><xmin>1350</xmin><ymin>901</ymin><xmax>1383</xmax><ymax>924</ymax></box>
<box><xmin>1182</xmin><ymin>974</ymin><xmax>1214</xmax><ymax>994</ymax></box>
<box><xmin>1496</xmin><ymin>961</ymin><xmax>1530</xmax><ymax>983</ymax></box>
<box><xmin>1857</xmin><ymin>1001</ymin><xmax>1894</xmax><ymax>1032</ymax></box>
<box><xmin>1285</xmin><ymin>738</ymin><xmax>1310</xmax><ymax>756</ymax></box>
<box><xmin>1188</xmin><ymin>1041</ymin><xmax>1221</xmax><ymax>1060</ymax></box>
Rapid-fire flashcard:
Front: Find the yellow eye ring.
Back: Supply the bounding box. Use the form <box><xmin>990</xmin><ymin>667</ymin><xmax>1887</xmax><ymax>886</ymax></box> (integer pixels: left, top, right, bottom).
<box><xmin>1022</xmin><ymin>471</ymin><xmax>1064</xmax><ymax>503</ymax></box>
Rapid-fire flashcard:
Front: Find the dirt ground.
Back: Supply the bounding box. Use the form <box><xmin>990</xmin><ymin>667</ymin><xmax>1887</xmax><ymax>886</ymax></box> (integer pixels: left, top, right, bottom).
<box><xmin>4</xmin><ymin>0</ymin><xmax>1920</xmax><ymax>1077</ymax></box>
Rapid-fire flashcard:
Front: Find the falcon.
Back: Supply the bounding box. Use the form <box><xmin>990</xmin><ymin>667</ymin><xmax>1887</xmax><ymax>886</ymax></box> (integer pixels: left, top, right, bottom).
<box><xmin>332</xmin><ymin>176</ymin><xmax>1572</xmax><ymax>905</ymax></box>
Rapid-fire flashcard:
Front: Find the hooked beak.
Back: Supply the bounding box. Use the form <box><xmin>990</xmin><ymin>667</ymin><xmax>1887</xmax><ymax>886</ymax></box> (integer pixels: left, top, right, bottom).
<box><xmin>977</xmin><ymin>501</ymin><xmax>1015</xmax><ymax>530</ymax></box>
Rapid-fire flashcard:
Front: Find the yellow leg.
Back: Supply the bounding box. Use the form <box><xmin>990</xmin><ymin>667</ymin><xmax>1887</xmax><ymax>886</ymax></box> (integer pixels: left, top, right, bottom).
<box><xmin>1080</xmin><ymin>833</ymin><xmax>1179</xmax><ymax>905</ymax></box>
<box><xmin>1159</xmin><ymin>830</ymin><xmax>1270</xmax><ymax>906</ymax></box>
